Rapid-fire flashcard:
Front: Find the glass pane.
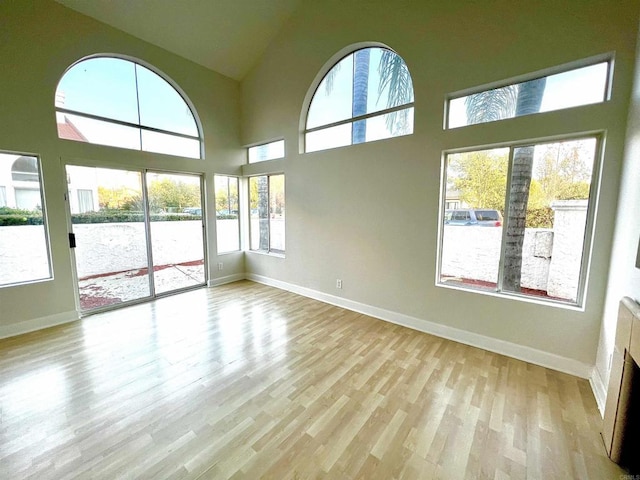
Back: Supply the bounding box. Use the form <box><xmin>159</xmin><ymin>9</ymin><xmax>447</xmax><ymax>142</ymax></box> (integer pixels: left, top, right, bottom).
<box><xmin>56</xmin><ymin>57</ymin><xmax>139</xmax><ymax>124</ymax></box>
<box><xmin>448</xmin><ymin>62</ymin><xmax>609</xmax><ymax>128</ymax></box>
<box><xmin>66</xmin><ymin>166</ymin><xmax>151</xmax><ymax>310</ymax></box>
<box><xmin>249</xmin><ymin>176</ymin><xmax>269</xmax><ymax>251</ymax></box>
<box><xmin>363</xmin><ymin>107</ymin><xmax>414</xmax><ymax>143</ymax></box>
<box><xmin>307</xmin><ymin>48</ymin><xmax>413</xmax><ymax>132</ymax></box>
<box><xmin>57</xmin><ymin>112</ymin><xmax>141</xmax><ymax>150</ymax></box>
<box><xmin>269</xmin><ymin>175</ymin><xmax>285</xmax><ymax>253</ymax></box>
<box><xmin>147</xmin><ymin>172</ymin><xmax>205</xmax><ymax>294</ymax></box>
<box><xmin>307</xmin><ymin>53</ymin><xmax>354</xmax><ymax>129</ymax></box>
<box><xmin>0</xmin><ymin>153</ymin><xmax>52</xmax><ymax>286</ymax></box>
<box><xmin>365</xmin><ymin>48</ymin><xmax>414</xmax><ymax>116</ymax></box>
<box><xmin>305</xmin><ymin>123</ymin><xmax>351</xmax><ymax>153</ymax></box>
<box><xmin>141</xmin><ymin>130</ymin><xmax>200</xmax><ymax>158</ymax></box>
<box><xmin>502</xmin><ymin>138</ymin><xmax>596</xmax><ymax>303</ymax></box>
<box><xmin>248</xmin><ymin>140</ymin><xmax>285</xmax><ymax>163</ymax></box>
<box><xmin>214</xmin><ymin>175</ymin><xmax>240</xmax><ymax>253</ymax></box>
<box><xmin>136</xmin><ymin>64</ymin><xmax>199</xmax><ymax>137</ymax></box>
<box><xmin>440</xmin><ymin>148</ymin><xmax>509</xmax><ymax>291</ymax></box>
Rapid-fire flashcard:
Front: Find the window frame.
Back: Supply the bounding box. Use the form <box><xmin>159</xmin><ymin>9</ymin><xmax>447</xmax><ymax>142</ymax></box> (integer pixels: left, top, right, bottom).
<box><xmin>248</xmin><ymin>173</ymin><xmax>285</xmax><ymax>256</ymax></box>
<box><xmin>436</xmin><ymin>132</ymin><xmax>603</xmax><ymax>309</ymax></box>
<box><xmin>445</xmin><ymin>54</ymin><xmax>614</xmax><ymax>130</ymax></box>
<box><xmin>55</xmin><ymin>54</ymin><xmax>204</xmax><ymax>159</ymax></box>
<box><xmin>214</xmin><ymin>174</ymin><xmax>241</xmax><ymax>254</ymax></box>
<box><xmin>0</xmin><ymin>151</ymin><xmax>53</xmax><ymax>288</ymax></box>
<box><xmin>302</xmin><ymin>45</ymin><xmax>415</xmax><ymax>153</ymax></box>
<box><xmin>247</xmin><ymin>139</ymin><xmax>285</xmax><ymax>164</ymax></box>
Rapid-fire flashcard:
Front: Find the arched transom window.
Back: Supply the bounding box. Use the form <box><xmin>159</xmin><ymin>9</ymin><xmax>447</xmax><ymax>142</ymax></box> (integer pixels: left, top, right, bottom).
<box><xmin>55</xmin><ymin>56</ymin><xmax>202</xmax><ymax>158</ymax></box>
<box><xmin>305</xmin><ymin>46</ymin><xmax>414</xmax><ymax>153</ymax></box>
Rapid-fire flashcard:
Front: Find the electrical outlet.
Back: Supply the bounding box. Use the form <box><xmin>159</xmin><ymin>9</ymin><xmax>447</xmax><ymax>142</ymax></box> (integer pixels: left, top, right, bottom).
<box><xmin>217</xmin><ymin>262</ymin><xmax>224</xmax><ymax>271</ymax></box>
<box><xmin>336</xmin><ymin>279</ymin><xmax>342</xmax><ymax>289</ymax></box>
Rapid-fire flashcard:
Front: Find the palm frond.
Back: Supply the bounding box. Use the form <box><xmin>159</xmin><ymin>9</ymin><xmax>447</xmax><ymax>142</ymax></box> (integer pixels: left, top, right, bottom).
<box><xmin>323</xmin><ymin>63</ymin><xmax>341</xmax><ymax>95</ymax></box>
<box><xmin>378</xmin><ymin>50</ymin><xmax>414</xmax><ymax>134</ymax></box>
<box><xmin>464</xmin><ymin>85</ymin><xmax>518</xmax><ymax>125</ymax></box>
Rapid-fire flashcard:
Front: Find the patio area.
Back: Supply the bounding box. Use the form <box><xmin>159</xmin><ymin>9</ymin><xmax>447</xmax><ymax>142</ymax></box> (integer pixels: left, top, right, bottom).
<box><xmin>79</xmin><ymin>260</ymin><xmax>205</xmax><ymax>310</ymax></box>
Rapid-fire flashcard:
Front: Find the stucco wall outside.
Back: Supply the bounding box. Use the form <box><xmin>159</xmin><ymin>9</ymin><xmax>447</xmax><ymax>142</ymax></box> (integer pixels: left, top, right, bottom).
<box><xmin>441</xmin><ymin>201</ymin><xmax>587</xmax><ymax>301</ymax></box>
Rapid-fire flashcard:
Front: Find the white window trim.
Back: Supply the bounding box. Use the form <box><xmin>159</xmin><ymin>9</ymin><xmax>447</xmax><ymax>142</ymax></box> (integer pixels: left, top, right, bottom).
<box><xmin>300</xmin><ymin>43</ymin><xmax>415</xmax><ymax>154</ymax></box>
<box><xmin>444</xmin><ymin>53</ymin><xmax>614</xmax><ymax>129</ymax></box>
<box><xmin>436</xmin><ymin>132</ymin><xmax>604</xmax><ymax>310</ymax></box>
<box><xmin>56</xmin><ymin>54</ymin><xmax>205</xmax><ymax>159</ymax></box>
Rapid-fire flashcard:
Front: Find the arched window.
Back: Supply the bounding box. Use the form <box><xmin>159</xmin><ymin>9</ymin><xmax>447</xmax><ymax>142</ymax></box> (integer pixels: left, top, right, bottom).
<box><xmin>55</xmin><ymin>56</ymin><xmax>202</xmax><ymax>158</ymax></box>
<box><xmin>12</xmin><ymin>156</ymin><xmax>39</xmax><ymax>182</ymax></box>
<box><xmin>305</xmin><ymin>46</ymin><xmax>414</xmax><ymax>153</ymax></box>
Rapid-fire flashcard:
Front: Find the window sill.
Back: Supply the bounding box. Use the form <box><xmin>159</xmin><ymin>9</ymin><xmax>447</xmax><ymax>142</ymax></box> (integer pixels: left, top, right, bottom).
<box><xmin>435</xmin><ymin>280</ymin><xmax>585</xmax><ymax>312</ymax></box>
<box><xmin>247</xmin><ymin>249</ymin><xmax>285</xmax><ymax>259</ymax></box>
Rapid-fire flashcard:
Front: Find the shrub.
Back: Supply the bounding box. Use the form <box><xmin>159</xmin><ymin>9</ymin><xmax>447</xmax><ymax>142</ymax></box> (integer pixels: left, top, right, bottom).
<box><xmin>0</xmin><ymin>207</ymin><xmax>44</xmax><ymax>226</ymax></box>
<box><xmin>526</xmin><ymin>207</ymin><xmax>554</xmax><ymax>229</ymax></box>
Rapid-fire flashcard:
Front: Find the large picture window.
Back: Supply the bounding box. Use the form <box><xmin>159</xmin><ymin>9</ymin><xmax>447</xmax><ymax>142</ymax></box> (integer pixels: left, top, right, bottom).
<box><xmin>0</xmin><ymin>152</ymin><xmax>52</xmax><ymax>287</ymax></box>
<box><xmin>439</xmin><ymin>136</ymin><xmax>599</xmax><ymax>306</ymax></box>
<box><xmin>55</xmin><ymin>56</ymin><xmax>202</xmax><ymax>158</ymax></box>
<box><xmin>305</xmin><ymin>46</ymin><xmax>414</xmax><ymax>153</ymax></box>
<box><xmin>249</xmin><ymin>174</ymin><xmax>285</xmax><ymax>254</ymax></box>
<box><xmin>214</xmin><ymin>175</ymin><xmax>240</xmax><ymax>253</ymax></box>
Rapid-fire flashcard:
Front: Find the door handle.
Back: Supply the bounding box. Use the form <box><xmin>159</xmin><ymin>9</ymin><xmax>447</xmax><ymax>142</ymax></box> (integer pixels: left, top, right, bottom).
<box><xmin>69</xmin><ymin>233</ymin><xmax>76</xmax><ymax>248</ymax></box>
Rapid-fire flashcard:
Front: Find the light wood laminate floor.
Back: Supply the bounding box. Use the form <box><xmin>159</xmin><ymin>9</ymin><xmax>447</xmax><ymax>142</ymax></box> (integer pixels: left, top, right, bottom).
<box><xmin>0</xmin><ymin>281</ymin><xmax>624</xmax><ymax>479</ymax></box>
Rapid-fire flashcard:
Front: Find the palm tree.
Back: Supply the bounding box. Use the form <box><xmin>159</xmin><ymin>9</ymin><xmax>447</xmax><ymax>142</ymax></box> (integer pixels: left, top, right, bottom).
<box><xmin>465</xmin><ymin>77</ymin><xmax>547</xmax><ymax>292</ymax></box>
<box><xmin>322</xmin><ymin>47</ymin><xmax>414</xmax><ymax>142</ymax></box>
<box><xmin>352</xmin><ymin>49</ymin><xmax>370</xmax><ymax>144</ymax></box>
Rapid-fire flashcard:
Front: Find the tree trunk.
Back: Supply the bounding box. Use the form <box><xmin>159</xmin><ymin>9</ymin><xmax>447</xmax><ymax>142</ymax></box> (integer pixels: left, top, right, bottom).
<box><xmin>352</xmin><ymin>49</ymin><xmax>370</xmax><ymax>144</ymax></box>
<box><xmin>502</xmin><ymin>78</ymin><xmax>546</xmax><ymax>291</ymax></box>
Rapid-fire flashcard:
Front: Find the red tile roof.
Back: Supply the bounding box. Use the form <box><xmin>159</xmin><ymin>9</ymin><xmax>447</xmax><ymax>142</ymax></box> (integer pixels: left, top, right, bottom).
<box><xmin>57</xmin><ymin>116</ymin><xmax>88</xmax><ymax>142</ymax></box>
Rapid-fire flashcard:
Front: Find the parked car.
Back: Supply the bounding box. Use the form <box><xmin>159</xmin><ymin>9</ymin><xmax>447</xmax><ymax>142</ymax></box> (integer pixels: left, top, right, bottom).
<box><xmin>182</xmin><ymin>207</ymin><xmax>202</xmax><ymax>215</ymax></box>
<box><xmin>444</xmin><ymin>209</ymin><xmax>503</xmax><ymax>226</ymax></box>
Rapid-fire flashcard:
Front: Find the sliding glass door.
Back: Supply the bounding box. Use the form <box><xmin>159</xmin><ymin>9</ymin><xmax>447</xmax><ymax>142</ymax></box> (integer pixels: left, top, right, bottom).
<box><xmin>147</xmin><ymin>171</ymin><xmax>205</xmax><ymax>294</ymax></box>
<box><xmin>66</xmin><ymin>165</ymin><xmax>206</xmax><ymax>312</ymax></box>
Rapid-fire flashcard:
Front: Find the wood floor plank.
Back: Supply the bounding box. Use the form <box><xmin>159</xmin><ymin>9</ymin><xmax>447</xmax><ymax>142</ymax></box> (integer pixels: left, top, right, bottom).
<box><xmin>0</xmin><ymin>280</ymin><xmax>626</xmax><ymax>479</ymax></box>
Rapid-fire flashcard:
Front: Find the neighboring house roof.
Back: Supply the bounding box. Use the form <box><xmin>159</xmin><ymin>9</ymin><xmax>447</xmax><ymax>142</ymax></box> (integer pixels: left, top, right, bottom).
<box><xmin>57</xmin><ymin>116</ymin><xmax>88</xmax><ymax>142</ymax></box>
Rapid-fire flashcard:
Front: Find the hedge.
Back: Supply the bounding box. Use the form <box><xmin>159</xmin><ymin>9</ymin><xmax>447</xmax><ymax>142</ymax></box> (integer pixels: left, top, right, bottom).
<box><xmin>71</xmin><ymin>212</ymin><xmax>202</xmax><ymax>223</ymax></box>
<box><xmin>0</xmin><ymin>214</ymin><xmax>43</xmax><ymax>226</ymax></box>
<box><xmin>0</xmin><ymin>210</ymin><xmax>201</xmax><ymax>226</ymax></box>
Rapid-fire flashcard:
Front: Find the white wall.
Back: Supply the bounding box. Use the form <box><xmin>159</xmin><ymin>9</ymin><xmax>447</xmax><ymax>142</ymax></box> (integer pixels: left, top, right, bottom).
<box><xmin>240</xmin><ymin>0</ymin><xmax>639</xmax><ymax>370</ymax></box>
<box><xmin>595</xmin><ymin>23</ymin><xmax>640</xmax><ymax>410</ymax></box>
<box><xmin>2</xmin><ymin>0</ymin><xmax>639</xmax><ymax>387</ymax></box>
<box><xmin>0</xmin><ymin>0</ymin><xmax>245</xmax><ymax>336</ymax></box>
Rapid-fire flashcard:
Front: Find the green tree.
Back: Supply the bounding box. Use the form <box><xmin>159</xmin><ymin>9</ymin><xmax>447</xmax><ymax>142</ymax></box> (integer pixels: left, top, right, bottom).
<box><xmin>449</xmin><ymin>150</ymin><xmax>508</xmax><ymax>211</ymax></box>
<box><xmin>215</xmin><ymin>178</ymin><xmax>238</xmax><ymax>215</ymax></box>
<box><xmin>98</xmin><ymin>186</ymin><xmax>139</xmax><ymax>210</ymax></box>
<box><xmin>147</xmin><ymin>179</ymin><xmax>200</xmax><ymax>212</ymax></box>
<box><xmin>536</xmin><ymin>141</ymin><xmax>592</xmax><ymax>203</ymax></box>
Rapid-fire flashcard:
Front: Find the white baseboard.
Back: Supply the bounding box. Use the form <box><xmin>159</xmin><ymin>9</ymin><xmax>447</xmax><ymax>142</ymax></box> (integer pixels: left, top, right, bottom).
<box><xmin>590</xmin><ymin>366</ymin><xmax>608</xmax><ymax>417</ymax></box>
<box><xmin>246</xmin><ymin>273</ymin><xmax>593</xmax><ymax>379</ymax></box>
<box><xmin>208</xmin><ymin>273</ymin><xmax>246</xmax><ymax>287</ymax></box>
<box><xmin>0</xmin><ymin>310</ymin><xmax>79</xmax><ymax>340</ymax></box>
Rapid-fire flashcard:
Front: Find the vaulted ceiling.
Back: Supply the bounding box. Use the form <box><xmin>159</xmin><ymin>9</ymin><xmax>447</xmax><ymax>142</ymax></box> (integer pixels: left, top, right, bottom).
<box><xmin>55</xmin><ymin>0</ymin><xmax>301</xmax><ymax>80</ymax></box>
